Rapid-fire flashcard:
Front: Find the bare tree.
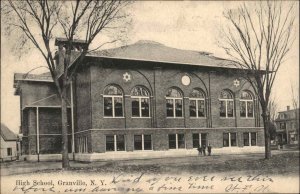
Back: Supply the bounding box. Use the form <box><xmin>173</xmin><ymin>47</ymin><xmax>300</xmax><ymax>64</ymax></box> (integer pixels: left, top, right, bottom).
<box><xmin>290</xmin><ymin>81</ymin><xmax>299</xmax><ymax>139</ymax></box>
<box><xmin>290</xmin><ymin>81</ymin><xmax>299</xmax><ymax>110</ymax></box>
<box><xmin>268</xmin><ymin>95</ymin><xmax>278</xmax><ymax>122</ymax></box>
<box><xmin>2</xmin><ymin>0</ymin><xmax>131</xmax><ymax>168</ymax></box>
<box><xmin>219</xmin><ymin>1</ymin><xmax>296</xmax><ymax>159</ymax></box>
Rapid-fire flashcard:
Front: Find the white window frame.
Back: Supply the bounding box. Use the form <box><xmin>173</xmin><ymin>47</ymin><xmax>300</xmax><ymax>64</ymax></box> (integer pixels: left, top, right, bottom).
<box><xmin>192</xmin><ymin>133</ymin><xmax>208</xmax><ymax>148</ymax></box>
<box><xmin>245</xmin><ymin>132</ymin><xmax>257</xmax><ymax>146</ymax></box>
<box><xmin>166</xmin><ymin>97</ymin><xmax>184</xmax><ymax>118</ymax></box>
<box><xmin>240</xmin><ymin>96</ymin><xmax>254</xmax><ymax>118</ymax></box>
<box><xmin>131</xmin><ymin>96</ymin><xmax>150</xmax><ymax>118</ymax></box>
<box><xmin>103</xmin><ymin>95</ymin><xmax>124</xmax><ymax>118</ymax></box>
<box><xmin>134</xmin><ymin>134</ymin><xmax>153</xmax><ymax>151</ymax></box>
<box><xmin>189</xmin><ymin>98</ymin><xmax>206</xmax><ymax>118</ymax></box>
<box><xmin>169</xmin><ymin>134</ymin><xmax>186</xmax><ymax>149</ymax></box>
<box><xmin>223</xmin><ymin>132</ymin><xmax>237</xmax><ymax>147</ymax></box>
<box><xmin>105</xmin><ymin>135</ymin><xmax>126</xmax><ymax>152</ymax></box>
<box><xmin>219</xmin><ymin>98</ymin><xmax>234</xmax><ymax>118</ymax></box>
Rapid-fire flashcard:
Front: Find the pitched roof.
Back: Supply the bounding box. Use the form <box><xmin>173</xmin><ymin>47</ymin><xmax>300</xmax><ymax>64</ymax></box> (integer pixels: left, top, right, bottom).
<box><xmin>88</xmin><ymin>40</ymin><xmax>237</xmax><ymax>69</ymax></box>
<box><xmin>1</xmin><ymin>123</ymin><xmax>17</xmax><ymax>141</ymax></box>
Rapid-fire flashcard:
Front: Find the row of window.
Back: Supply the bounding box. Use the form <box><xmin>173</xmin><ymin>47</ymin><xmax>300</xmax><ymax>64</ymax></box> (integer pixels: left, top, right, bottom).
<box><xmin>101</xmin><ymin>132</ymin><xmax>257</xmax><ymax>152</ymax></box>
<box><xmin>103</xmin><ymin>85</ymin><xmax>255</xmax><ymax>119</ymax></box>
<box><xmin>223</xmin><ymin>132</ymin><xmax>257</xmax><ymax>147</ymax></box>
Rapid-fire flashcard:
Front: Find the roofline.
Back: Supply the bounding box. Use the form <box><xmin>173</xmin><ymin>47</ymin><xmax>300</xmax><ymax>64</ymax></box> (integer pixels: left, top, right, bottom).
<box><xmin>278</xmin><ymin>109</ymin><xmax>299</xmax><ymax>113</ymax></box>
<box><xmin>85</xmin><ymin>54</ymin><xmax>240</xmax><ymax>70</ymax></box>
<box><xmin>14</xmin><ymin>78</ymin><xmax>53</xmax><ymax>83</ymax></box>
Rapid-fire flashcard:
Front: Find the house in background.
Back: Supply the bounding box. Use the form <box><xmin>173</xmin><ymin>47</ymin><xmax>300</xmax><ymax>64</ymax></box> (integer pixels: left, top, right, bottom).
<box><xmin>13</xmin><ymin>38</ymin><xmax>265</xmax><ymax>162</ymax></box>
<box><xmin>275</xmin><ymin>106</ymin><xmax>299</xmax><ymax>146</ymax></box>
<box><xmin>1</xmin><ymin>123</ymin><xmax>19</xmax><ymax>161</ymax></box>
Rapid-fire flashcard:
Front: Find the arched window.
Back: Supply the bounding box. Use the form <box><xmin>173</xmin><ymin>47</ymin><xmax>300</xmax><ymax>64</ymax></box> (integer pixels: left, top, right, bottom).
<box><xmin>131</xmin><ymin>86</ymin><xmax>150</xmax><ymax>117</ymax></box>
<box><xmin>103</xmin><ymin>85</ymin><xmax>123</xmax><ymax>117</ymax></box>
<box><xmin>219</xmin><ymin>90</ymin><xmax>234</xmax><ymax>118</ymax></box>
<box><xmin>240</xmin><ymin>91</ymin><xmax>254</xmax><ymax>118</ymax></box>
<box><xmin>166</xmin><ymin>88</ymin><xmax>183</xmax><ymax>118</ymax></box>
<box><xmin>189</xmin><ymin>89</ymin><xmax>206</xmax><ymax>117</ymax></box>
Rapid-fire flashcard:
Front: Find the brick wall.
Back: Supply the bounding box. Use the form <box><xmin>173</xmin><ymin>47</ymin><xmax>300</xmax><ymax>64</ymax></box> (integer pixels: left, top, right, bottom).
<box><xmin>86</xmin><ymin>60</ymin><xmax>260</xmax><ymax>130</ymax></box>
<box><xmin>89</xmin><ymin>127</ymin><xmax>264</xmax><ymax>153</ymax></box>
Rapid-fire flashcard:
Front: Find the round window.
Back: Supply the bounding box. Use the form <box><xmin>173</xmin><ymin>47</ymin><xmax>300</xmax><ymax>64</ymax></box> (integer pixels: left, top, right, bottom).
<box><xmin>181</xmin><ymin>75</ymin><xmax>191</xmax><ymax>86</ymax></box>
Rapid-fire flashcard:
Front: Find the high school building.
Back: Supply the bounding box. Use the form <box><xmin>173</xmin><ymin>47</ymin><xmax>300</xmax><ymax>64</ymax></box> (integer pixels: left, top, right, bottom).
<box><xmin>14</xmin><ymin>39</ymin><xmax>264</xmax><ymax>161</ymax></box>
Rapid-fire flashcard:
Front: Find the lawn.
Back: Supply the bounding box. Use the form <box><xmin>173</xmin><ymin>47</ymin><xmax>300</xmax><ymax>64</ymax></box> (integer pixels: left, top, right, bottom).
<box><xmin>2</xmin><ymin>151</ymin><xmax>298</xmax><ymax>176</ymax></box>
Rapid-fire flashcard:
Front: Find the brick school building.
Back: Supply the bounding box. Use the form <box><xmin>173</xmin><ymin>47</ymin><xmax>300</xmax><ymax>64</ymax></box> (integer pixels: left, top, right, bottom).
<box><xmin>14</xmin><ymin>39</ymin><xmax>264</xmax><ymax>161</ymax></box>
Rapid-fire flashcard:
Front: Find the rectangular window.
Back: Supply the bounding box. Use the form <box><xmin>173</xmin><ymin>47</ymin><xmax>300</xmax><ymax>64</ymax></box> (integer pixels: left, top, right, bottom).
<box><xmin>231</xmin><ymin>133</ymin><xmax>237</xmax><ymax>146</ymax></box>
<box><xmin>220</xmin><ymin>101</ymin><xmax>226</xmax><ymax>117</ymax></box>
<box><xmin>192</xmin><ymin>133</ymin><xmax>208</xmax><ymax>148</ymax></box>
<box><xmin>192</xmin><ymin>133</ymin><xmax>199</xmax><ymax>148</ymax></box>
<box><xmin>114</xmin><ymin>97</ymin><xmax>123</xmax><ymax>117</ymax></box>
<box><xmin>175</xmin><ymin>99</ymin><xmax>183</xmax><ymax>117</ymax></box>
<box><xmin>190</xmin><ymin>100</ymin><xmax>197</xmax><ymax>117</ymax></box>
<box><xmin>251</xmin><ymin>132</ymin><xmax>257</xmax><ymax>146</ymax></box>
<box><xmin>240</xmin><ymin>101</ymin><xmax>246</xmax><ymax>117</ymax></box>
<box><xmin>169</xmin><ymin>134</ymin><xmax>185</xmax><ymax>149</ymax></box>
<box><xmin>116</xmin><ymin>135</ymin><xmax>125</xmax><ymax>151</ymax></box>
<box><xmin>106</xmin><ymin>135</ymin><xmax>125</xmax><ymax>152</ymax></box>
<box><xmin>141</xmin><ymin>98</ymin><xmax>150</xmax><ymax>117</ymax></box>
<box><xmin>223</xmin><ymin>133</ymin><xmax>229</xmax><ymax>147</ymax></box>
<box><xmin>168</xmin><ymin>134</ymin><xmax>176</xmax><ymax>149</ymax></box>
<box><xmin>106</xmin><ymin>135</ymin><xmax>115</xmax><ymax>151</ymax></box>
<box><xmin>198</xmin><ymin>100</ymin><xmax>205</xmax><ymax>117</ymax></box>
<box><xmin>144</xmin><ymin>135</ymin><xmax>152</xmax><ymax>150</ymax></box>
<box><xmin>104</xmin><ymin>97</ymin><xmax>113</xmax><ymax>116</ymax></box>
<box><xmin>7</xmin><ymin>148</ymin><xmax>12</xmax><ymax>156</ymax></box>
<box><xmin>134</xmin><ymin>135</ymin><xmax>143</xmax><ymax>150</ymax></box>
<box><xmin>223</xmin><ymin>132</ymin><xmax>237</xmax><ymax>147</ymax></box>
<box><xmin>243</xmin><ymin>132</ymin><xmax>257</xmax><ymax>146</ymax></box>
<box><xmin>77</xmin><ymin>136</ymin><xmax>88</xmax><ymax>153</ymax></box>
<box><xmin>247</xmin><ymin>101</ymin><xmax>254</xmax><ymax>117</ymax></box>
<box><xmin>190</xmin><ymin>100</ymin><xmax>205</xmax><ymax>118</ymax></box>
<box><xmin>243</xmin><ymin>133</ymin><xmax>250</xmax><ymax>146</ymax></box>
<box><xmin>201</xmin><ymin>133</ymin><xmax>207</xmax><ymax>147</ymax></box>
<box><xmin>177</xmin><ymin>134</ymin><xmax>185</xmax><ymax>149</ymax></box>
<box><xmin>132</xmin><ymin>99</ymin><xmax>140</xmax><ymax>117</ymax></box>
<box><xmin>166</xmin><ymin>99</ymin><xmax>174</xmax><ymax>117</ymax></box>
<box><xmin>227</xmin><ymin>101</ymin><xmax>234</xmax><ymax>117</ymax></box>
<box><xmin>134</xmin><ymin>134</ymin><xmax>152</xmax><ymax>150</ymax></box>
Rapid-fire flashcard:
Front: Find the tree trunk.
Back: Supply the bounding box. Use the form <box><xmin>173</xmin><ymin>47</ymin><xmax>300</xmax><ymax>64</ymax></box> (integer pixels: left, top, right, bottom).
<box><xmin>262</xmin><ymin>112</ymin><xmax>271</xmax><ymax>159</ymax></box>
<box><xmin>61</xmin><ymin>89</ymin><xmax>70</xmax><ymax>168</ymax></box>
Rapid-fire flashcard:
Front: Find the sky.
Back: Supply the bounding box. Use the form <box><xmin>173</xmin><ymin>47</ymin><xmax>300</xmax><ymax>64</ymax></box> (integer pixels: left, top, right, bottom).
<box><xmin>1</xmin><ymin>1</ymin><xmax>299</xmax><ymax>133</ymax></box>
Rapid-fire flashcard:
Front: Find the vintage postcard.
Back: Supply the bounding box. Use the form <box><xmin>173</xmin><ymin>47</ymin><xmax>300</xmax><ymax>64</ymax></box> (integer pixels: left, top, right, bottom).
<box><xmin>1</xmin><ymin>1</ymin><xmax>299</xmax><ymax>193</ymax></box>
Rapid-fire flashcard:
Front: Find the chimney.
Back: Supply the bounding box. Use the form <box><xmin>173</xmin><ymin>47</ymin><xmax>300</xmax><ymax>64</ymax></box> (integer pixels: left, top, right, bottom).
<box><xmin>54</xmin><ymin>38</ymin><xmax>88</xmax><ymax>77</ymax></box>
<box><xmin>287</xmin><ymin>106</ymin><xmax>290</xmax><ymax>111</ymax></box>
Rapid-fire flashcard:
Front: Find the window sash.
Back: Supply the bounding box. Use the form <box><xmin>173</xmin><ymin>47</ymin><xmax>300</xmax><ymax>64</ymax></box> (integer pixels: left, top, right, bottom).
<box><xmin>106</xmin><ymin>135</ymin><xmax>115</xmax><ymax>151</ymax></box>
<box><xmin>219</xmin><ymin>99</ymin><xmax>234</xmax><ymax>118</ymax></box>
<box><xmin>240</xmin><ymin>100</ymin><xmax>254</xmax><ymax>118</ymax></box>
<box><xmin>106</xmin><ymin>135</ymin><xmax>125</xmax><ymax>152</ymax></box>
<box><xmin>169</xmin><ymin>134</ymin><xmax>185</xmax><ymax>149</ymax></box>
<box><xmin>243</xmin><ymin>132</ymin><xmax>250</xmax><ymax>146</ymax></box>
<box><xmin>131</xmin><ymin>97</ymin><xmax>150</xmax><ymax>118</ymax></box>
<box><xmin>134</xmin><ymin>134</ymin><xmax>152</xmax><ymax>150</ymax></box>
<box><xmin>190</xmin><ymin>99</ymin><xmax>205</xmax><ymax>118</ymax></box>
<box><xmin>104</xmin><ymin>96</ymin><xmax>123</xmax><ymax>117</ymax></box>
<box><xmin>166</xmin><ymin>98</ymin><xmax>183</xmax><ymax>118</ymax></box>
<box><xmin>251</xmin><ymin>132</ymin><xmax>257</xmax><ymax>146</ymax></box>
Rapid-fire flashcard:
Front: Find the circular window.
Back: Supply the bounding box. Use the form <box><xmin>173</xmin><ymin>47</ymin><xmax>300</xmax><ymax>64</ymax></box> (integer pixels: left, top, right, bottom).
<box><xmin>181</xmin><ymin>75</ymin><xmax>191</xmax><ymax>86</ymax></box>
